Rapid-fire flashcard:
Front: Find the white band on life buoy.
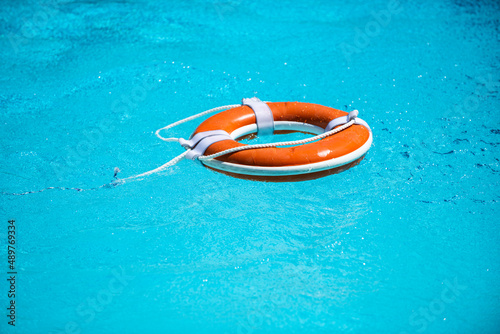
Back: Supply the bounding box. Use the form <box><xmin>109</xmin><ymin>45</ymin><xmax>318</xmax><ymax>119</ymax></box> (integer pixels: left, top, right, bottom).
<box><xmin>183</xmin><ymin>131</ymin><xmax>232</xmax><ymax>161</ymax></box>
<box><xmin>179</xmin><ymin>130</ymin><xmax>230</xmax><ymax>149</ymax></box>
<box><xmin>324</xmin><ymin>110</ymin><xmax>371</xmax><ymax>133</ymax></box>
<box><xmin>242</xmin><ymin>97</ymin><xmax>274</xmax><ymax>136</ymax></box>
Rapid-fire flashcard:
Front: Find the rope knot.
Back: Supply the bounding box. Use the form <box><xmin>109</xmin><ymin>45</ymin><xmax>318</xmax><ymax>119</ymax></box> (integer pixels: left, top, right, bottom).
<box><xmin>178</xmin><ymin>138</ymin><xmax>190</xmax><ymax>148</ymax></box>
<box><xmin>348</xmin><ymin>110</ymin><xmax>359</xmax><ymax>121</ymax></box>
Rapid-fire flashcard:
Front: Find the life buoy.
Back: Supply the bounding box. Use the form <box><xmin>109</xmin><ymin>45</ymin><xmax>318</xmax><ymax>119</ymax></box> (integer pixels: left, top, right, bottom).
<box><xmin>180</xmin><ymin>99</ymin><xmax>372</xmax><ymax>182</ymax></box>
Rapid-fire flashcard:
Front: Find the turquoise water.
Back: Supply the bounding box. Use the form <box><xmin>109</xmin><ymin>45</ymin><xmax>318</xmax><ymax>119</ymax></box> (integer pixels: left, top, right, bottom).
<box><xmin>1</xmin><ymin>0</ymin><xmax>499</xmax><ymax>333</ymax></box>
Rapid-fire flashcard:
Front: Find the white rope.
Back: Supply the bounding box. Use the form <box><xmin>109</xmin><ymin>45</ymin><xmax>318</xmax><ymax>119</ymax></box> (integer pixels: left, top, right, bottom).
<box><xmin>119</xmin><ymin>150</ymin><xmax>189</xmax><ymax>182</ymax></box>
<box><xmin>121</xmin><ymin>104</ymin><xmax>357</xmax><ymax>181</ymax></box>
<box><xmin>198</xmin><ymin>119</ymin><xmax>356</xmax><ymax>161</ymax></box>
<box><xmin>155</xmin><ymin>104</ymin><xmax>240</xmax><ymax>142</ymax></box>
<box><xmin>119</xmin><ymin>104</ymin><xmax>240</xmax><ymax>181</ymax></box>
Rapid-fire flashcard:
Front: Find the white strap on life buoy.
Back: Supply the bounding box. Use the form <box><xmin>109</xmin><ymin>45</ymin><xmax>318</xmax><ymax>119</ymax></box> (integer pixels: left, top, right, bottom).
<box><xmin>178</xmin><ymin>130</ymin><xmax>230</xmax><ymax>149</ymax></box>
<box><xmin>242</xmin><ymin>97</ymin><xmax>274</xmax><ymax>136</ymax></box>
<box><xmin>324</xmin><ymin>110</ymin><xmax>371</xmax><ymax>133</ymax></box>
<box><xmin>182</xmin><ymin>130</ymin><xmax>232</xmax><ymax>161</ymax></box>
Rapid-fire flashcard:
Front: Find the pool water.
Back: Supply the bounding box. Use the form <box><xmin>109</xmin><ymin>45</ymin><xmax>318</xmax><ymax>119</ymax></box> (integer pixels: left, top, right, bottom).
<box><xmin>1</xmin><ymin>0</ymin><xmax>499</xmax><ymax>333</ymax></box>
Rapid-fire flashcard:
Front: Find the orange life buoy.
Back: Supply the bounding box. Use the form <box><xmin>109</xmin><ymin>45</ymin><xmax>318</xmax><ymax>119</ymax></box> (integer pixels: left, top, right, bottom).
<box><xmin>185</xmin><ymin>101</ymin><xmax>372</xmax><ymax>182</ymax></box>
